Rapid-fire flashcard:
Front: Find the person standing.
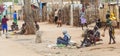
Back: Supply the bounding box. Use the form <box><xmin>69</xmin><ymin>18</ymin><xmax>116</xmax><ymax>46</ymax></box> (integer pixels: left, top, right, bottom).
<box><xmin>54</xmin><ymin>9</ymin><xmax>58</xmax><ymax>24</ymax></box>
<box><xmin>57</xmin><ymin>9</ymin><xmax>62</xmax><ymax>27</ymax></box>
<box><xmin>80</xmin><ymin>15</ymin><xmax>88</xmax><ymax>30</ymax></box>
<box><xmin>1</xmin><ymin>15</ymin><xmax>8</xmax><ymax>34</ymax></box>
<box><xmin>13</xmin><ymin>11</ymin><xmax>17</xmax><ymax>25</ymax></box>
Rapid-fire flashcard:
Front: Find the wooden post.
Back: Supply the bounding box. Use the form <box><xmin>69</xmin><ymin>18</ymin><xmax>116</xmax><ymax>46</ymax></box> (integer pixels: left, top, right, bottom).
<box><xmin>70</xmin><ymin>0</ymin><xmax>74</xmax><ymax>26</ymax></box>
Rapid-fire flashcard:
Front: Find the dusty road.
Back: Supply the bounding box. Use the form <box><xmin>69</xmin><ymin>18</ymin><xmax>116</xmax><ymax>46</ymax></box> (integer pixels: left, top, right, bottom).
<box><xmin>0</xmin><ymin>20</ymin><xmax>120</xmax><ymax>56</ymax></box>
<box><xmin>0</xmin><ymin>38</ymin><xmax>41</xmax><ymax>56</ymax></box>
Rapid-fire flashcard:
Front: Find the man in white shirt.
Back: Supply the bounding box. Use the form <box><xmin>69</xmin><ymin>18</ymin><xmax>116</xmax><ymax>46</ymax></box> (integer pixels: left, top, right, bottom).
<box><xmin>54</xmin><ymin>9</ymin><xmax>58</xmax><ymax>24</ymax></box>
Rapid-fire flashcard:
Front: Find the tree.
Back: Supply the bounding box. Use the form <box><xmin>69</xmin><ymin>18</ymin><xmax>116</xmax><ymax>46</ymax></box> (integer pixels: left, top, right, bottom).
<box><xmin>23</xmin><ymin>0</ymin><xmax>36</xmax><ymax>34</ymax></box>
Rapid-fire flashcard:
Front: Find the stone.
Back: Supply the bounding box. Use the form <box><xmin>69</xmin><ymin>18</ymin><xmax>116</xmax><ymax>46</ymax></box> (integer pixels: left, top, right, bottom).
<box><xmin>35</xmin><ymin>31</ymin><xmax>43</xmax><ymax>43</ymax></box>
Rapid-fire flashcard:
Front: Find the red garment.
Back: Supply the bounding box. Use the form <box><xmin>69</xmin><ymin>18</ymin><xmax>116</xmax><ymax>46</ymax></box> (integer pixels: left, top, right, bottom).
<box><xmin>2</xmin><ymin>18</ymin><xmax>8</xmax><ymax>25</ymax></box>
<box><xmin>0</xmin><ymin>5</ymin><xmax>4</xmax><ymax>13</ymax></box>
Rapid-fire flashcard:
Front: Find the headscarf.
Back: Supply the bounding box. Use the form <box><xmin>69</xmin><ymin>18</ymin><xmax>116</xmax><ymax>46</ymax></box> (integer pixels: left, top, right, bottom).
<box><xmin>62</xmin><ymin>29</ymin><xmax>70</xmax><ymax>39</ymax></box>
<box><xmin>62</xmin><ymin>29</ymin><xmax>67</xmax><ymax>34</ymax></box>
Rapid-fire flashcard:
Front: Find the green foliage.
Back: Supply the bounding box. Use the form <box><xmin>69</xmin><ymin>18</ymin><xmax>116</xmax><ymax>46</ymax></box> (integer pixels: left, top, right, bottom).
<box><xmin>14</xmin><ymin>0</ymin><xmax>18</xmax><ymax>3</ymax></box>
<box><xmin>102</xmin><ymin>0</ymin><xmax>118</xmax><ymax>2</ymax></box>
<box><xmin>1</xmin><ymin>0</ymin><xmax>18</xmax><ymax>3</ymax></box>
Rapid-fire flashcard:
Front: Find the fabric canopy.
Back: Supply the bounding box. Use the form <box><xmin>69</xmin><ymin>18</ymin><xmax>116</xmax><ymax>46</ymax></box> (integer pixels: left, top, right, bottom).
<box><xmin>0</xmin><ymin>4</ymin><xmax>4</xmax><ymax>14</ymax></box>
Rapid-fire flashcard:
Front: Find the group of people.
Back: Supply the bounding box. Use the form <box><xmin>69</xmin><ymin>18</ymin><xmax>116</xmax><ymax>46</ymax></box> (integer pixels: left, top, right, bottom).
<box><xmin>1</xmin><ymin>11</ymin><xmax>40</xmax><ymax>35</ymax></box>
<box><xmin>0</xmin><ymin>9</ymin><xmax>117</xmax><ymax>47</ymax></box>
<box><xmin>56</xmin><ymin>10</ymin><xmax>117</xmax><ymax>48</ymax></box>
<box><xmin>80</xmin><ymin>11</ymin><xmax>117</xmax><ymax>47</ymax></box>
<box><xmin>1</xmin><ymin>11</ymin><xmax>18</xmax><ymax>34</ymax></box>
<box><xmin>19</xmin><ymin>21</ymin><xmax>39</xmax><ymax>34</ymax></box>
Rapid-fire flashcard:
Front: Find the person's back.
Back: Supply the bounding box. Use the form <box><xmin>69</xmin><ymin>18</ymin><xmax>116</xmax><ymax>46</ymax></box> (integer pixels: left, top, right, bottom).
<box><xmin>63</xmin><ymin>33</ymin><xmax>70</xmax><ymax>44</ymax></box>
<box><xmin>13</xmin><ymin>11</ymin><xmax>17</xmax><ymax>19</ymax></box>
<box><xmin>1</xmin><ymin>15</ymin><xmax>8</xmax><ymax>34</ymax></box>
<box><xmin>2</xmin><ymin>17</ymin><xmax>8</xmax><ymax>25</ymax></box>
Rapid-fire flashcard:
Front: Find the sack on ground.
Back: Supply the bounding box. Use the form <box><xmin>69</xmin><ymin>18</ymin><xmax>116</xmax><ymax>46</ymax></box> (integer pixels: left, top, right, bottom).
<box><xmin>111</xmin><ymin>20</ymin><xmax>117</xmax><ymax>27</ymax></box>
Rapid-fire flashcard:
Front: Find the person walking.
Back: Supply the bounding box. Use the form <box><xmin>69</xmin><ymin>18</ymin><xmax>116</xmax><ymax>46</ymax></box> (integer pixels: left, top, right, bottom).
<box><xmin>1</xmin><ymin>15</ymin><xmax>8</xmax><ymax>34</ymax></box>
<box><xmin>103</xmin><ymin>17</ymin><xmax>116</xmax><ymax>44</ymax></box>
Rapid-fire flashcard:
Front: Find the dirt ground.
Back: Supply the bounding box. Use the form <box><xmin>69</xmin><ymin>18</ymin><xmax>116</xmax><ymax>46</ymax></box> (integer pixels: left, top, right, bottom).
<box><xmin>1</xmin><ymin>20</ymin><xmax>120</xmax><ymax>56</ymax></box>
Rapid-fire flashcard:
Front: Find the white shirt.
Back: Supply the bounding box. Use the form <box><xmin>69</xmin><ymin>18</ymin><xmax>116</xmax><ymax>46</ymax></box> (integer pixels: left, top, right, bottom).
<box><xmin>55</xmin><ymin>11</ymin><xmax>58</xmax><ymax>17</ymax></box>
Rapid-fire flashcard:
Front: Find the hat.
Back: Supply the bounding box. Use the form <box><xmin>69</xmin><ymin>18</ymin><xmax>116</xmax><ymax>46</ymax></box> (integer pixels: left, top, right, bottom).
<box><xmin>62</xmin><ymin>29</ymin><xmax>67</xmax><ymax>34</ymax></box>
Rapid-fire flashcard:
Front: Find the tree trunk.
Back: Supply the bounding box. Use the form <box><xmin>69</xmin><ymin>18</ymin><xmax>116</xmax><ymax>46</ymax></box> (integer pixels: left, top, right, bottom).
<box><xmin>23</xmin><ymin>0</ymin><xmax>36</xmax><ymax>34</ymax></box>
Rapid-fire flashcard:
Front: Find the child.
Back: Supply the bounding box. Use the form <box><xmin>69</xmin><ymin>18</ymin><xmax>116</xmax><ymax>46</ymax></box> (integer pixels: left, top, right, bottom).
<box><xmin>1</xmin><ymin>15</ymin><xmax>8</xmax><ymax>34</ymax></box>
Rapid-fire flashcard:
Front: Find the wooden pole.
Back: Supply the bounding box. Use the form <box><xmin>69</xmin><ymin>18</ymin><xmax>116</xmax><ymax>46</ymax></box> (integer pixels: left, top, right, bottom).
<box><xmin>70</xmin><ymin>0</ymin><xmax>73</xmax><ymax>26</ymax></box>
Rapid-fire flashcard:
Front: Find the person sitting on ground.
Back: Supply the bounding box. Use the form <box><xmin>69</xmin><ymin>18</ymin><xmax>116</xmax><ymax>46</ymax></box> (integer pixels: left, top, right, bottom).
<box><xmin>80</xmin><ymin>29</ymin><xmax>91</xmax><ymax>47</ymax></box>
<box><xmin>57</xmin><ymin>29</ymin><xmax>71</xmax><ymax>46</ymax></box>
<box><xmin>93</xmin><ymin>26</ymin><xmax>100</xmax><ymax>39</ymax></box>
<box><xmin>96</xmin><ymin>18</ymin><xmax>101</xmax><ymax>28</ymax></box>
<box><xmin>90</xmin><ymin>26</ymin><xmax>100</xmax><ymax>45</ymax></box>
<box><xmin>80</xmin><ymin>27</ymin><xmax>101</xmax><ymax>47</ymax></box>
<box><xmin>11</xmin><ymin>22</ymin><xmax>19</xmax><ymax>31</ymax></box>
<box><xmin>35</xmin><ymin>21</ymin><xmax>39</xmax><ymax>31</ymax></box>
<box><xmin>19</xmin><ymin>22</ymin><xmax>26</xmax><ymax>34</ymax></box>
